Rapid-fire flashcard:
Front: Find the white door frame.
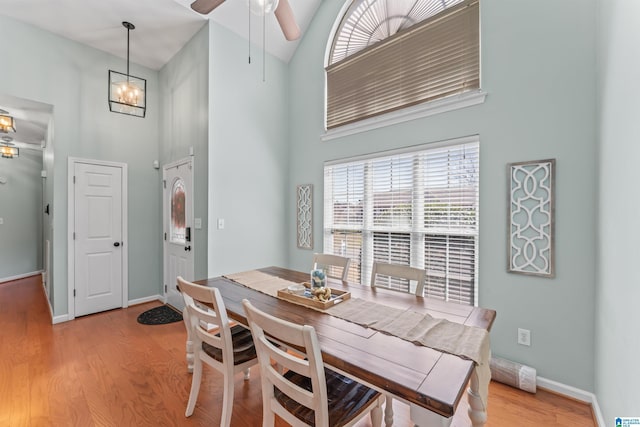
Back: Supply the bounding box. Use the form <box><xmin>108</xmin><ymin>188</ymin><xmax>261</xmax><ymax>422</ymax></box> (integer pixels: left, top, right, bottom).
<box><xmin>67</xmin><ymin>157</ymin><xmax>128</xmax><ymax>321</ymax></box>
<box><xmin>162</xmin><ymin>157</ymin><xmax>194</xmax><ymax>305</ymax></box>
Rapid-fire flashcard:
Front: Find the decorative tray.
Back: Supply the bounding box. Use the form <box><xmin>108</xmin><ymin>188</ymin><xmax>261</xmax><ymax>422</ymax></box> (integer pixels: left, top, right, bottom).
<box><xmin>277</xmin><ymin>282</ymin><xmax>350</xmax><ymax>310</ymax></box>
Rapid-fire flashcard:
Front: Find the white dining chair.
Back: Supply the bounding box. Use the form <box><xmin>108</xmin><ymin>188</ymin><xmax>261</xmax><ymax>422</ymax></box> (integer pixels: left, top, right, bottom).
<box><xmin>369</xmin><ymin>262</ymin><xmax>426</xmax><ymax>425</ymax></box>
<box><xmin>370</xmin><ymin>261</ymin><xmax>426</xmax><ymax>296</ymax></box>
<box><xmin>242</xmin><ymin>299</ymin><xmax>384</xmax><ymax>427</ymax></box>
<box><xmin>312</xmin><ymin>253</ymin><xmax>352</xmax><ymax>281</ymax></box>
<box><xmin>178</xmin><ymin>276</ymin><xmax>258</xmax><ymax>427</ymax></box>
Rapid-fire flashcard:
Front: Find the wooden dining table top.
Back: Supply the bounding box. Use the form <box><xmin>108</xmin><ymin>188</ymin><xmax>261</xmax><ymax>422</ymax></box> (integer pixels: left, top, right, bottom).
<box><xmin>195</xmin><ymin>266</ymin><xmax>496</xmax><ymax>418</ymax></box>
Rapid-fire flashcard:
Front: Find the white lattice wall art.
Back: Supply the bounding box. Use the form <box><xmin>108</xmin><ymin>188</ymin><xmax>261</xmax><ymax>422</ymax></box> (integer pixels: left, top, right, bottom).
<box><xmin>297</xmin><ymin>184</ymin><xmax>313</xmax><ymax>249</ymax></box>
<box><xmin>508</xmin><ymin>159</ymin><xmax>555</xmax><ymax>277</ymax></box>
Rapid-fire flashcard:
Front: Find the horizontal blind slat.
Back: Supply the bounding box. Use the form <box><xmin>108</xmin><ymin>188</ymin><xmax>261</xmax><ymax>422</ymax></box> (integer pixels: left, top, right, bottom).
<box><xmin>327</xmin><ymin>1</ymin><xmax>479</xmax><ymax>129</ymax></box>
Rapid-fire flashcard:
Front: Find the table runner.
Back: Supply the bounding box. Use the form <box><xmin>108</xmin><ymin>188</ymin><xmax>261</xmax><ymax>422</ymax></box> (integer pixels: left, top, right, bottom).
<box><xmin>224</xmin><ymin>270</ymin><xmax>298</xmax><ymax>297</ymax></box>
<box><xmin>327</xmin><ymin>298</ymin><xmax>491</xmax><ymax>409</ymax></box>
<box><xmin>224</xmin><ymin>270</ymin><xmax>490</xmax><ymax>409</ymax></box>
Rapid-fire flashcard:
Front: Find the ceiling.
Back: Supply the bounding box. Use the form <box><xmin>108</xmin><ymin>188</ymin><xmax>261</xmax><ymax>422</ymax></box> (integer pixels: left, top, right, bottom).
<box><xmin>0</xmin><ymin>0</ymin><xmax>322</xmax><ymax>150</ymax></box>
<box><xmin>0</xmin><ymin>0</ymin><xmax>322</xmax><ymax>70</ymax></box>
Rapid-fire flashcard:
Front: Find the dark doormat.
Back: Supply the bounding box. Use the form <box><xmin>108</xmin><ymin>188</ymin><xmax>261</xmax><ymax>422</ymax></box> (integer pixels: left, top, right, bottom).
<box><xmin>137</xmin><ymin>305</ymin><xmax>183</xmax><ymax>325</ymax></box>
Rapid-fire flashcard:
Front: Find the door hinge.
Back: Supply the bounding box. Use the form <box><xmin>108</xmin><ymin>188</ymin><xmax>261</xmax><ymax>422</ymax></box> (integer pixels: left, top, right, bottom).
<box><xmin>73</xmin><ymin>176</ymin><xmax>76</xmax><ymax>184</ymax></box>
<box><xmin>164</xmin><ymin>232</ymin><xmax>167</xmax><ymax>241</ymax></box>
<box><xmin>164</xmin><ymin>284</ymin><xmax>168</xmax><ymax>293</ymax></box>
<box><xmin>73</xmin><ymin>232</ymin><xmax>76</xmax><ymax>240</ymax></box>
<box><xmin>163</xmin><ymin>179</ymin><xmax>166</xmax><ymax>189</ymax></box>
<box><xmin>73</xmin><ymin>289</ymin><xmax>76</xmax><ymax>297</ymax></box>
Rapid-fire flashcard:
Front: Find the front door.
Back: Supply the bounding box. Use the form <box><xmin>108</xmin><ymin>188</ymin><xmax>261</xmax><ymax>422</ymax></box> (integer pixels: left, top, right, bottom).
<box><xmin>73</xmin><ymin>161</ymin><xmax>125</xmax><ymax>317</ymax></box>
<box><xmin>163</xmin><ymin>158</ymin><xmax>194</xmax><ymax>310</ymax></box>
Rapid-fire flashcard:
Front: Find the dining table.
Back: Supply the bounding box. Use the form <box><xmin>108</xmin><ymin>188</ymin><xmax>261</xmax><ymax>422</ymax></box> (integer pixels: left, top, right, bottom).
<box><xmin>189</xmin><ymin>266</ymin><xmax>496</xmax><ymax>427</ymax></box>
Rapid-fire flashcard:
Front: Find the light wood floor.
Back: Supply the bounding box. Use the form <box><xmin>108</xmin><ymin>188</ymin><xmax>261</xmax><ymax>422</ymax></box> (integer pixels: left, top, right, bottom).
<box><xmin>0</xmin><ymin>275</ymin><xmax>595</xmax><ymax>426</ymax></box>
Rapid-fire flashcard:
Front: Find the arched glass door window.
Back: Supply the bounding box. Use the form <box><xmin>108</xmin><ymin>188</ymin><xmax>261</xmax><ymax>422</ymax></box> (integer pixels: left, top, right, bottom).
<box><xmin>171</xmin><ymin>178</ymin><xmax>186</xmax><ymax>244</ymax></box>
<box><xmin>326</xmin><ymin>0</ymin><xmax>479</xmax><ymax>129</ymax></box>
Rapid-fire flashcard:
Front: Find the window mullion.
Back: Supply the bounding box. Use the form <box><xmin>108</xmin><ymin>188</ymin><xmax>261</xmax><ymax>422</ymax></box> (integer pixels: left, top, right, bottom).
<box><xmin>411</xmin><ymin>155</ymin><xmax>425</xmax><ymax>277</ymax></box>
<box><xmin>362</xmin><ymin>162</ymin><xmax>374</xmax><ymax>286</ymax></box>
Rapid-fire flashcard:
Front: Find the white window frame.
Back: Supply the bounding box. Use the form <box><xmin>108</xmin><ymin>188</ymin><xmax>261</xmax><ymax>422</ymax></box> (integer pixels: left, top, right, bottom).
<box><xmin>322</xmin><ymin>0</ymin><xmax>486</xmax><ymax>141</ymax></box>
<box><xmin>323</xmin><ymin>135</ymin><xmax>479</xmax><ymax>306</ymax></box>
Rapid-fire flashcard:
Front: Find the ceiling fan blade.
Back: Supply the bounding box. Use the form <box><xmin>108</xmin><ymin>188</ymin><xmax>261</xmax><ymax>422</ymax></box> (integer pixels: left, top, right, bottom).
<box><xmin>190</xmin><ymin>0</ymin><xmax>226</xmax><ymax>15</ymax></box>
<box><xmin>274</xmin><ymin>0</ymin><xmax>301</xmax><ymax>41</ymax></box>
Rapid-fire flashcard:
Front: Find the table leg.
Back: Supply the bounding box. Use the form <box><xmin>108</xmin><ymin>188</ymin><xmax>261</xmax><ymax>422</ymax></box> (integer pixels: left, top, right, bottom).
<box><xmin>384</xmin><ymin>396</ymin><xmax>394</xmax><ymax>426</ymax></box>
<box><xmin>409</xmin><ymin>404</ymin><xmax>453</xmax><ymax>427</ymax></box>
<box><xmin>467</xmin><ymin>368</ymin><xmax>487</xmax><ymax>426</ymax></box>
<box><xmin>183</xmin><ymin>306</ymin><xmax>194</xmax><ymax>373</ymax></box>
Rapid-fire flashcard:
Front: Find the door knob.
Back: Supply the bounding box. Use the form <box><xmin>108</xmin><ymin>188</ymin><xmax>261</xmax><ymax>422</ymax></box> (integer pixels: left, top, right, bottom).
<box><xmin>114</xmin><ymin>242</ymin><xmax>121</xmax><ymax>247</ymax></box>
<box><xmin>184</xmin><ymin>245</ymin><xmax>191</xmax><ymax>251</ymax></box>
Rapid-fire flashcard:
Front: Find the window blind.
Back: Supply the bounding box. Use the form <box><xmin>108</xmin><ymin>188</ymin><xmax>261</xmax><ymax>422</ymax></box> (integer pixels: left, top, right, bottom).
<box><xmin>326</xmin><ymin>0</ymin><xmax>479</xmax><ymax>130</ymax></box>
<box><xmin>324</xmin><ymin>139</ymin><xmax>479</xmax><ymax>305</ymax></box>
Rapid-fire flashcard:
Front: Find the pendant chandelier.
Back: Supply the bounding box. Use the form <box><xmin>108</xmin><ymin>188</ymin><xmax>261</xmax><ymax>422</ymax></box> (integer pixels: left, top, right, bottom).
<box><xmin>0</xmin><ymin>109</ymin><xmax>16</xmax><ymax>133</ymax></box>
<box><xmin>1</xmin><ymin>136</ymin><xmax>18</xmax><ymax>159</ymax></box>
<box><xmin>108</xmin><ymin>21</ymin><xmax>146</xmax><ymax>118</ymax></box>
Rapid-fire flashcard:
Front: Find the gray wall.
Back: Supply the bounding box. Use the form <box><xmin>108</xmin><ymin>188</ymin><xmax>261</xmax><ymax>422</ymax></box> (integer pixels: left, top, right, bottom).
<box><xmin>207</xmin><ymin>22</ymin><xmax>289</xmax><ymax>277</ymax></box>
<box><xmin>0</xmin><ymin>149</ymin><xmax>43</xmax><ymax>278</ymax></box>
<box><xmin>286</xmin><ymin>0</ymin><xmax>598</xmax><ymax>391</ymax></box>
<box><xmin>159</xmin><ymin>24</ymin><xmax>209</xmax><ymax>281</ymax></box>
<box><xmin>596</xmin><ymin>0</ymin><xmax>640</xmax><ymax>420</ymax></box>
<box><xmin>0</xmin><ymin>16</ymin><xmax>162</xmax><ymax>316</ymax></box>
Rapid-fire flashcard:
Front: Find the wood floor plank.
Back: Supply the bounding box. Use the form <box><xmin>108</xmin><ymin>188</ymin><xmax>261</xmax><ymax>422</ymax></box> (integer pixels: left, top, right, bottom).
<box><xmin>0</xmin><ymin>275</ymin><xmax>595</xmax><ymax>426</ymax></box>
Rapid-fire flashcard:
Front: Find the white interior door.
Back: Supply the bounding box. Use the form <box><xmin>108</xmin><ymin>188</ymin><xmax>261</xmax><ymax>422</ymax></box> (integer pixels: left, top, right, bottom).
<box><xmin>73</xmin><ymin>161</ymin><xmax>125</xmax><ymax>317</ymax></box>
<box><xmin>163</xmin><ymin>158</ymin><xmax>194</xmax><ymax>310</ymax></box>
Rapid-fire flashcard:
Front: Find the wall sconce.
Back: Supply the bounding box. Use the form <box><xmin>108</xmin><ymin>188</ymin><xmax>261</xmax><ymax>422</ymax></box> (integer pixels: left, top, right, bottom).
<box><xmin>108</xmin><ymin>21</ymin><xmax>146</xmax><ymax>118</ymax></box>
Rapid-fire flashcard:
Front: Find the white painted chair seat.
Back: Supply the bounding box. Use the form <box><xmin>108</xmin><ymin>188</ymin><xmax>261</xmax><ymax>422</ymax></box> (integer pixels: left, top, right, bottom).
<box><xmin>369</xmin><ymin>262</ymin><xmax>426</xmax><ymax>426</ymax></box>
<box><xmin>242</xmin><ymin>299</ymin><xmax>384</xmax><ymax>427</ymax></box>
<box><xmin>178</xmin><ymin>276</ymin><xmax>258</xmax><ymax>427</ymax></box>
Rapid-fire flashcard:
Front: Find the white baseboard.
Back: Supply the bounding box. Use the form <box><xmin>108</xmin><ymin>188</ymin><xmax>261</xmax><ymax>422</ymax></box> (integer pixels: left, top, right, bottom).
<box><xmin>52</xmin><ymin>314</ymin><xmax>70</xmax><ymax>324</ymax></box>
<box><xmin>0</xmin><ymin>270</ymin><xmax>44</xmax><ymax>284</ymax></box>
<box><xmin>128</xmin><ymin>295</ymin><xmax>163</xmax><ymax>306</ymax></box>
<box><xmin>537</xmin><ymin>377</ymin><xmax>604</xmax><ymax>426</ymax></box>
<box><xmin>48</xmin><ymin>295</ymin><xmax>163</xmax><ymax>324</ymax></box>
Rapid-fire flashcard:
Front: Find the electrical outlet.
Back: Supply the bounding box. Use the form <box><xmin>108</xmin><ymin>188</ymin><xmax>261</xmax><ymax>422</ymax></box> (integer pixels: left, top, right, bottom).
<box><xmin>217</xmin><ymin>218</ymin><xmax>225</xmax><ymax>230</ymax></box>
<box><xmin>518</xmin><ymin>328</ymin><xmax>531</xmax><ymax>346</ymax></box>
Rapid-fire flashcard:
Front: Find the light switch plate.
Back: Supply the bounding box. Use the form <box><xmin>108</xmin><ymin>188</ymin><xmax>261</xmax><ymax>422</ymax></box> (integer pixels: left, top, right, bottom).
<box><xmin>194</xmin><ymin>218</ymin><xmax>202</xmax><ymax>229</ymax></box>
<box><xmin>0</xmin><ymin>217</ymin><xmax>4</xmax><ymax>225</ymax></box>
<box><xmin>217</xmin><ymin>218</ymin><xmax>225</xmax><ymax>230</ymax></box>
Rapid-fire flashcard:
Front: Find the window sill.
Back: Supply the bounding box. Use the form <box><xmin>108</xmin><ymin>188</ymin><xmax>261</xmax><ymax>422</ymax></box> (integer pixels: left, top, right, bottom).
<box><xmin>321</xmin><ymin>90</ymin><xmax>487</xmax><ymax>142</ymax></box>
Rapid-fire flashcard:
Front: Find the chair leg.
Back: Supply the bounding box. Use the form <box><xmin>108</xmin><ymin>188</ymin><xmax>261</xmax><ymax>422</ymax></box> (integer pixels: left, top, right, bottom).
<box><xmin>262</xmin><ymin>410</ymin><xmax>275</xmax><ymax>427</ymax></box>
<box><xmin>220</xmin><ymin>371</ymin><xmax>234</xmax><ymax>427</ymax></box>
<box><xmin>243</xmin><ymin>367</ymin><xmax>250</xmax><ymax>380</ymax></box>
<box><xmin>185</xmin><ymin>356</ymin><xmax>203</xmax><ymax>417</ymax></box>
<box><xmin>183</xmin><ymin>307</ymin><xmax>194</xmax><ymax>373</ymax></box>
<box><xmin>384</xmin><ymin>395</ymin><xmax>394</xmax><ymax>426</ymax></box>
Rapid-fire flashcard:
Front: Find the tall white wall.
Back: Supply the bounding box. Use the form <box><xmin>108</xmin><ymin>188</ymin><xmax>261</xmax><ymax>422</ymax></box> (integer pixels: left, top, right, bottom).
<box><xmin>0</xmin><ymin>16</ymin><xmax>161</xmax><ymax>316</ymax></box>
<box><xmin>0</xmin><ymin>148</ymin><xmax>43</xmax><ymax>279</ymax></box>
<box><xmin>596</xmin><ymin>0</ymin><xmax>640</xmax><ymax>421</ymax></box>
<box><xmin>207</xmin><ymin>22</ymin><xmax>289</xmax><ymax>276</ymax></box>
<box><xmin>287</xmin><ymin>0</ymin><xmax>598</xmax><ymax>391</ymax></box>
<box><xmin>159</xmin><ymin>24</ymin><xmax>209</xmax><ymax>281</ymax></box>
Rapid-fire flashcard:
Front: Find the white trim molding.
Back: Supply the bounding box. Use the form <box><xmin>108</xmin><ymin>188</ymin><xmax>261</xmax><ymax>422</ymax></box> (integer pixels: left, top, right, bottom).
<box><xmin>0</xmin><ymin>270</ymin><xmax>43</xmax><ymax>284</ymax></box>
<box><xmin>128</xmin><ymin>295</ymin><xmax>163</xmax><ymax>306</ymax></box>
<box><xmin>321</xmin><ymin>90</ymin><xmax>487</xmax><ymax>142</ymax></box>
<box><xmin>67</xmin><ymin>157</ymin><xmax>129</xmax><ymax>321</ymax></box>
<box><xmin>537</xmin><ymin>377</ymin><xmax>604</xmax><ymax>427</ymax></box>
<box><xmin>52</xmin><ymin>314</ymin><xmax>70</xmax><ymax>324</ymax></box>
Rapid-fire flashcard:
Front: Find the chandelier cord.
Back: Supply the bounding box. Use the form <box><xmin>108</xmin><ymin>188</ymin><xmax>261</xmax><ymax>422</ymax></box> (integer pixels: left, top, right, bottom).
<box><xmin>262</xmin><ymin>2</ymin><xmax>266</xmax><ymax>82</ymax></box>
<box><xmin>126</xmin><ymin>25</ymin><xmax>131</xmax><ymax>82</ymax></box>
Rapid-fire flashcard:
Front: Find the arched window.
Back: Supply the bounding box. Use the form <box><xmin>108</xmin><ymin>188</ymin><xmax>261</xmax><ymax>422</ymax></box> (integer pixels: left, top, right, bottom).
<box><xmin>325</xmin><ymin>0</ymin><xmax>480</xmax><ymax>131</ymax></box>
